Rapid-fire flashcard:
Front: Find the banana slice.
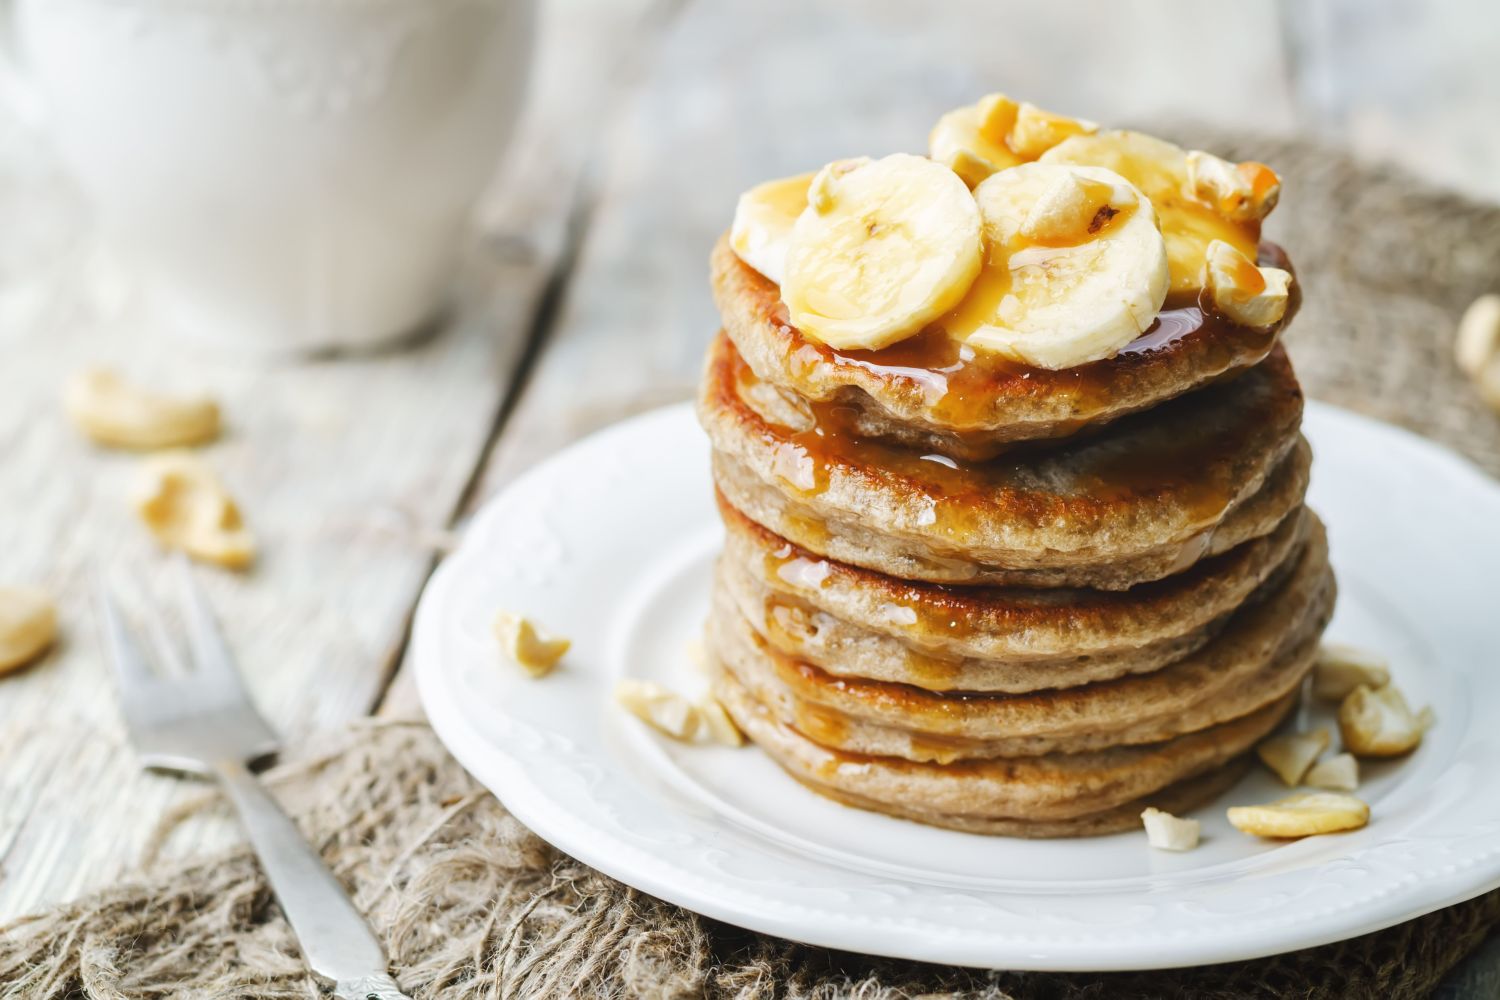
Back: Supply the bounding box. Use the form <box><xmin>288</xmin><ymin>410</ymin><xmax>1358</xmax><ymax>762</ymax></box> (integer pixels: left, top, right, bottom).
<box><xmin>730</xmin><ymin>171</ymin><xmax>815</xmax><ymax>284</ymax></box>
<box><xmin>928</xmin><ymin>93</ymin><xmax>1095</xmax><ymax>188</ymax></box>
<box><xmin>930</xmin><ymin>94</ymin><xmax>1022</xmax><ymax>188</ymax></box>
<box><xmin>1041</xmin><ymin>130</ymin><xmax>1261</xmax><ymax>295</ymax></box>
<box><xmin>782</xmin><ymin>154</ymin><xmax>982</xmax><ymax>351</ymax></box>
<box><xmin>950</xmin><ymin>163</ymin><xmax>1168</xmax><ymax>369</ymax></box>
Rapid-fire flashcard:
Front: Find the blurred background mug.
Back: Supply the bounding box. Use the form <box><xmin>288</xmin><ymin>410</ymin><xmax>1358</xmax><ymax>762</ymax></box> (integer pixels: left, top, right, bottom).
<box><xmin>4</xmin><ymin>0</ymin><xmax>533</xmax><ymax>357</ymax></box>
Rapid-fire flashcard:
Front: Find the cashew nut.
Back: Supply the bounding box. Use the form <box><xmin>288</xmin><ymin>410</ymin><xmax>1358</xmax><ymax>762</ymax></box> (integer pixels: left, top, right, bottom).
<box><xmin>133</xmin><ymin>453</ymin><xmax>255</xmax><ymax>569</ymax></box>
<box><xmin>65</xmin><ymin>368</ymin><xmax>220</xmax><ymax>450</ymax></box>
<box><xmin>0</xmin><ymin>586</ymin><xmax>57</xmax><ymax>675</ymax></box>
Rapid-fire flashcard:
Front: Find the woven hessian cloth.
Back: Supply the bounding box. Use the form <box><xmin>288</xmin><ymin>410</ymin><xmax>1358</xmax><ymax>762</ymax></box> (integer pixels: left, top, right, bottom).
<box><xmin>3</xmin><ymin>133</ymin><xmax>1500</xmax><ymax>999</ymax></box>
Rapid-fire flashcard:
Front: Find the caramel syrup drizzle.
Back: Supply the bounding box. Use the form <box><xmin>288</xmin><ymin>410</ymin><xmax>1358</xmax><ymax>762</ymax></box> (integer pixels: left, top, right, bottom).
<box><xmin>767</xmin><ymin>243</ymin><xmax>1293</xmax><ymax>436</ymax></box>
<box><xmin>727</xmin><ymin>341</ymin><xmax>1294</xmax><ymax>542</ymax></box>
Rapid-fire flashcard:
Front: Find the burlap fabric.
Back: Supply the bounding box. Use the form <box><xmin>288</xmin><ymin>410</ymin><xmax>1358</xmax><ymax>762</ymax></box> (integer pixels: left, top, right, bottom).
<box><xmin>3</xmin><ymin>135</ymin><xmax>1499</xmax><ymax>999</ymax></box>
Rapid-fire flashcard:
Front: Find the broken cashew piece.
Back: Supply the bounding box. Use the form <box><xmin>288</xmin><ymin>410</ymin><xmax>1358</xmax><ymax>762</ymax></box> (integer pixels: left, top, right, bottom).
<box><xmin>1339</xmin><ymin>683</ymin><xmax>1425</xmax><ymax>757</ymax></box>
<box><xmin>1455</xmin><ymin>294</ymin><xmax>1500</xmax><ymax>411</ymax></box>
<box><xmin>1455</xmin><ymin>294</ymin><xmax>1500</xmax><ymax>377</ymax></box>
<box><xmin>614</xmin><ymin>680</ymin><xmax>745</xmax><ymax>747</ymax></box>
<box><xmin>1305</xmin><ymin>752</ymin><xmax>1360</xmax><ymax>792</ymax></box>
<box><xmin>133</xmin><ymin>453</ymin><xmax>255</xmax><ymax>569</ymax></box>
<box><xmin>0</xmin><ymin>587</ymin><xmax>57</xmax><ymax>675</ymax></box>
<box><xmin>1228</xmin><ymin>792</ymin><xmax>1370</xmax><ymax>839</ymax></box>
<box><xmin>697</xmin><ymin>697</ymin><xmax>745</xmax><ymax>747</ymax></box>
<box><xmin>1184</xmin><ymin>151</ymin><xmax>1280</xmax><ymax>223</ymax></box>
<box><xmin>1141</xmin><ymin>807</ymin><xmax>1200</xmax><ymax>851</ymax></box>
<box><xmin>65</xmin><ymin>368</ymin><xmax>220</xmax><ymax>450</ymax></box>
<box><xmin>1256</xmin><ymin>728</ymin><xmax>1330</xmax><ymax>786</ymax></box>
<box><xmin>1201</xmin><ymin>239</ymin><xmax>1291</xmax><ymax>329</ymax></box>
<box><xmin>1312</xmin><ymin>643</ymin><xmax>1390</xmax><ymax>701</ymax></box>
<box><xmin>615</xmin><ymin>679</ymin><xmax>703</xmax><ymax>741</ymax></box>
<box><xmin>494</xmin><ymin>612</ymin><xmax>570</xmax><ymax>677</ymax></box>
<box><xmin>684</xmin><ymin>635</ymin><xmax>711</xmax><ymax>677</ymax></box>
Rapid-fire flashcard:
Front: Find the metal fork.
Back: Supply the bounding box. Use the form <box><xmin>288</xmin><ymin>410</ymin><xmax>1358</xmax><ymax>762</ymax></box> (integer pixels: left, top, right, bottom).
<box><xmin>93</xmin><ymin>557</ymin><xmax>413</xmax><ymax>1000</ymax></box>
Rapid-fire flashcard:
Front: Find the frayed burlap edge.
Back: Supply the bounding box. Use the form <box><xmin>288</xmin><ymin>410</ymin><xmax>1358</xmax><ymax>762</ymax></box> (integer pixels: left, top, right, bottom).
<box><xmin>2</xmin><ymin>719</ymin><xmax>1496</xmax><ymax>1000</ymax></box>
<box><xmin>4</xmin><ymin>136</ymin><xmax>1500</xmax><ymax>999</ymax></box>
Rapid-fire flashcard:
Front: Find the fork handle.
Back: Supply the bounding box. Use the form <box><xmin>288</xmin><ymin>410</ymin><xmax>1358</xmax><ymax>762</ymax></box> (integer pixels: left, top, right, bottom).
<box><xmin>211</xmin><ymin>759</ymin><xmax>411</xmax><ymax>997</ymax></box>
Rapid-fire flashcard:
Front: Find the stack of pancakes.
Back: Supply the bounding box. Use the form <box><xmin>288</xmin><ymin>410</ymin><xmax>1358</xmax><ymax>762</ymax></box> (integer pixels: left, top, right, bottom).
<box><xmin>697</xmin><ymin>228</ymin><xmax>1335</xmax><ymax>837</ymax></box>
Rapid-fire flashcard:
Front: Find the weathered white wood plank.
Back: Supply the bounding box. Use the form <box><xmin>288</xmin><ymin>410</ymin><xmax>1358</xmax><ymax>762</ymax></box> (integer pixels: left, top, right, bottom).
<box><xmin>0</xmin><ymin>0</ymin><xmax>665</xmax><ymax>920</ymax></box>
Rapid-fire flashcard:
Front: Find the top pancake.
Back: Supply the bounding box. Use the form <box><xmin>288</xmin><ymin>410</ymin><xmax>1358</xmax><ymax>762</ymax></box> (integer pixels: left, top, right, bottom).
<box><xmin>711</xmin><ymin>234</ymin><xmax>1300</xmax><ymax>460</ymax></box>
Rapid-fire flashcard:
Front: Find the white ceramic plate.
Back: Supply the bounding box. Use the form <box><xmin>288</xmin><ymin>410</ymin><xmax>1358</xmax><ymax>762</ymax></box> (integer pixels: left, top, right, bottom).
<box><xmin>414</xmin><ymin>401</ymin><xmax>1500</xmax><ymax>971</ymax></box>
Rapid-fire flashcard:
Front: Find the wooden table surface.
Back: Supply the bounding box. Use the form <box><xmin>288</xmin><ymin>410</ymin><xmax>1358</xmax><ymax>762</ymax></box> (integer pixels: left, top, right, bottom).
<box><xmin>3</xmin><ymin>0</ymin><xmax>1498</xmax><ymax>984</ymax></box>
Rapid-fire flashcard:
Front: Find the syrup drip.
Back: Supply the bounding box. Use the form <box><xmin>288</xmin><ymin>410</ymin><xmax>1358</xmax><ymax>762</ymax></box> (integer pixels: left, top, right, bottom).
<box><xmin>766</xmin><ymin>244</ymin><xmax>1292</xmax><ymax>435</ymax></box>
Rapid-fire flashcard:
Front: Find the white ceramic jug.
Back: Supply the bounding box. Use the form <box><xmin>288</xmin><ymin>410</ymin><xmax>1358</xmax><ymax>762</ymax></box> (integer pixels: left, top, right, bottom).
<box><xmin>6</xmin><ymin>0</ymin><xmax>533</xmax><ymax>356</ymax></box>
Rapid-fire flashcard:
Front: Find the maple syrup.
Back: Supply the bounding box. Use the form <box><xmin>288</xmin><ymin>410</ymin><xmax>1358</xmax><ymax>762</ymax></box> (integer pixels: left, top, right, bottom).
<box><xmin>715</xmin><ymin>332</ymin><xmax>1300</xmax><ymax>540</ymax></box>
<box><xmin>757</xmin><ymin>243</ymin><xmax>1293</xmax><ymax>444</ymax></box>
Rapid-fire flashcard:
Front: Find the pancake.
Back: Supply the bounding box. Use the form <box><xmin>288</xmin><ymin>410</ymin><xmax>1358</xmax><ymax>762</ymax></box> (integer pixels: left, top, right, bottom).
<box><xmin>700</xmin><ymin>330</ymin><xmax>1309</xmax><ymax>589</ymax></box>
<box><xmin>714</xmin><ymin>441</ymin><xmax>1310</xmax><ymax>590</ymax></box>
<box><xmin>708</xmin><ymin>513</ymin><xmax>1332</xmax><ymax>759</ymax></box>
<box><xmin>719</xmin><ymin>492</ymin><xmax>1309</xmax><ymax>688</ymax></box>
<box><xmin>799</xmin><ymin>758</ymin><xmax>1254</xmax><ymax>838</ymax></box>
<box><xmin>714</xmin><ymin>664</ymin><xmax>1290</xmax><ymax>829</ymax></box>
<box><xmin>711</xmin><ymin>234</ymin><xmax>1300</xmax><ymax>460</ymax></box>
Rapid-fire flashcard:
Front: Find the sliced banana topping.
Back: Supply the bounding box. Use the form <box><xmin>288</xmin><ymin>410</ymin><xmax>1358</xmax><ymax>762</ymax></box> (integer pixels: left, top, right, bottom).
<box><xmin>929</xmin><ymin>94</ymin><xmax>1095</xmax><ymax>188</ymax></box>
<box><xmin>929</xmin><ymin>94</ymin><xmax>1023</xmax><ymax>188</ymax></box>
<box><xmin>1041</xmin><ymin>130</ymin><xmax>1262</xmax><ymax>295</ymax></box>
<box><xmin>1202</xmin><ymin>239</ymin><xmax>1292</xmax><ymax>329</ymax></box>
<box><xmin>782</xmin><ymin>153</ymin><xmax>982</xmax><ymax>351</ymax></box>
<box><xmin>1228</xmin><ymin>792</ymin><xmax>1370</xmax><ymax>839</ymax></box>
<box><xmin>730</xmin><ymin>172</ymin><xmax>815</xmax><ymax>284</ymax></box>
<box><xmin>1185</xmin><ymin>150</ymin><xmax>1281</xmax><ymax>223</ymax></box>
<box><xmin>953</xmin><ymin>163</ymin><xmax>1168</xmax><ymax>369</ymax></box>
